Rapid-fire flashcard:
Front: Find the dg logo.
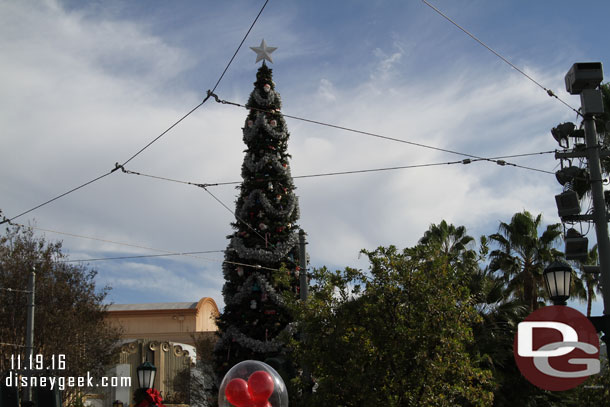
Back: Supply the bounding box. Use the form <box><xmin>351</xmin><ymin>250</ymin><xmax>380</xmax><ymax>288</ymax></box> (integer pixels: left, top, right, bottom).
<box><xmin>514</xmin><ymin>306</ymin><xmax>600</xmax><ymax>391</ymax></box>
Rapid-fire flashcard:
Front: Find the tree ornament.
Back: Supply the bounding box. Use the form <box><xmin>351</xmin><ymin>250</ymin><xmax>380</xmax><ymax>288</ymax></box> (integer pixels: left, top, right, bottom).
<box><xmin>268</xmin><ymin>182</ymin><xmax>274</xmax><ymax>191</ymax></box>
<box><xmin>249</xmin><ymin>39</ymin><xmax>277</xmax><ymax>64</ymax></box>
<box><xmin>219</xmin><ymin>361</ymin><xmax>287</xmax><ymax>407</ymax></box>
<box><xmin>250</xmin><ymin>300</ymin><xmax>257</xmax><ymax>310</ymax></box>
<box><xmin>275</xmin><ymin>194</ymin><xmax>282</xmax><ymax>202</ymax></box>
<box><xmin>263</xmin><ymin>84</ymin><xmax>271</xmax><ymax>93</ymax></box>
<box><xmin>269</xmin><ymin>119</ymin><xmax>277</xmax><ymax>127</ymax></box>
<box><xmin>259</xmin><ymin>223</ymin><xmax>268</xmax><ymax>231</ymax></box>
<box><xmin>237</xmin><ymin>267</ymin><xmax>244</xmax><ymax>277</ymax></box>
<box><xmin>247</xmin><ymin>120</ymin><xmax>254</xmax><ymax>128</ymax></box>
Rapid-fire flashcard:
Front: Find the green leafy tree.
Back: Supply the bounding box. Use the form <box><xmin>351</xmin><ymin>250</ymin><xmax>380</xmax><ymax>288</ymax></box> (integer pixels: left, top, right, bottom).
<box><xmin>290</xmin><ymin>244</ymin><xmax>494</xmax><ymax>407</ymax></box>
<box><xmin>488</xmin><ymin>211</ymin><xmax>562</xmax><ymax>312</ymax></box>
<box><xmin>0</xmin><ymin>224</ymin><xmax>121</xmax><ymax>403</ymax></box>
<box><xmin>214</xmin><ymin>63</ymin><xmax>302</xmax><ymax>377</ymax></box>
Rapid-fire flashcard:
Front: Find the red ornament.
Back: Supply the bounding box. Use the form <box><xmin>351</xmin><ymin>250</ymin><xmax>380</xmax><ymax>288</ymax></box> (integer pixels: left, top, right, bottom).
<box><xmin>248</xmin><ymin>371</ymin><xmax>274</xmax><ymax>404</ymax></box>
<box><xmin>224</xmin><ymin>371</ymin><xmax>274</xmax><ymax>407</ymax></box>
<box><xmin>225</xmin><ymin>378</ymin><xmax>251</xmax><ymax>407</ymax></box>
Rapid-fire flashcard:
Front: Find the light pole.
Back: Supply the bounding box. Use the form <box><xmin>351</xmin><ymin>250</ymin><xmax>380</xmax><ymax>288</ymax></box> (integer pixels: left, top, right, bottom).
<box><xmin>136</xmin><ymin>361</ymin><xmax>157</xmax><ymax>391</ymax></box>
<box><xmin>543</xmin><ymin>260</ymin><xmax>572</xmax><ymax>306</ymax></box>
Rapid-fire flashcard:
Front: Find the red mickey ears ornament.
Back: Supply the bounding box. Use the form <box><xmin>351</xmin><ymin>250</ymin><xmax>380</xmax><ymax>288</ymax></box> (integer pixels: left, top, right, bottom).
<box><xmin>219</xmin><ymin>360</ymin><xmax>288</xmax><ymax>407</ymax></box>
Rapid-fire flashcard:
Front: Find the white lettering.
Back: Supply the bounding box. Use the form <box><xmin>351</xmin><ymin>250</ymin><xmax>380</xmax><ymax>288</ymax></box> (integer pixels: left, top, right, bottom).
<box><xmin>518</xmin><ymin>321</ymin><xmax>577</xmax><ymax>357</ymax></box>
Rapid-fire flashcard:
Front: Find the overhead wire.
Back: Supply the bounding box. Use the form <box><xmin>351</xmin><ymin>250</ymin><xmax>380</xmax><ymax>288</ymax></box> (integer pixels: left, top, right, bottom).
<box><xmin>59</xmin><ymin>251</ymin><xmax>224</xmax><ymax>263</ymax></box>
<box><xmin>119</xmin><ymin>153</ymin><xmax>554</xmax><ymax>194</ymax></box>
<box><xmin>0</xmin><ymin>342</ymin><xmax>26</xmax><ymax>348</ymax></box>
<box><xmin>0</xmin><ymin>287</ymin><xmax>32</xmax><ymax>293</ymax></box>
<box><xmin>210</xmin><ymin>93</ymin><xmax>555</xmax><ymax>174</ymax></box>
<box><xmin>1</xmin><ymin>0</ymin><xmax>271</xmax><ymax>226</ymax></box>
<box><xmin>7</xmin><ymin>222</ymin><xmax>281</xmax><ymax>272</ymax></box>
<box><xmin>421</xmin><ymin>0</ymin><xmax>581</xmax><ymax>117</ymax></box>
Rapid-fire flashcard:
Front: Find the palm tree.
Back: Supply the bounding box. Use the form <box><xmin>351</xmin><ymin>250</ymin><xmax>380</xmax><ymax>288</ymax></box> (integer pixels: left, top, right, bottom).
<box><xmin>418</xmin><ymin>220</ymin><xmax>476</xmax><ymax>269</ymax></box>
<box><xmin>488</xmin><ymin>211</ymin><xmax>562</xmax><ymax>312</ymax></box>
<box><xmin>574</xmin><ymin>244</ymin><xmax>601</xmax><ymax>317</ymax></box>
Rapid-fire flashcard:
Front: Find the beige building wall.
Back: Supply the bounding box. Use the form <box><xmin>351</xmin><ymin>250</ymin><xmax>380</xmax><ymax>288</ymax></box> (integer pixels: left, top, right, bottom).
<box><xmin>105</xmin><ymin>297</ymin><xmax>219</xmax><ymax>346</ymax></box>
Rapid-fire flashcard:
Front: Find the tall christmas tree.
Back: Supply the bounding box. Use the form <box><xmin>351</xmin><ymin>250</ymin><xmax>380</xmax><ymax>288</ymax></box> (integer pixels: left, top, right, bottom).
<box><xmin>214</xmin><ymin>41</ymin><xmax>301</xmax><ymax>376</ymax></box>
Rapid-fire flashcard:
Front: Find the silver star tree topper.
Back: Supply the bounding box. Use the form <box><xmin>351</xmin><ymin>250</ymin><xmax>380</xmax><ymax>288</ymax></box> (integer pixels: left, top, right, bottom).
<box><xmin>250</xmin><ymin>39</ymin><xmax>277</xmax><ymax>64</ymax></box>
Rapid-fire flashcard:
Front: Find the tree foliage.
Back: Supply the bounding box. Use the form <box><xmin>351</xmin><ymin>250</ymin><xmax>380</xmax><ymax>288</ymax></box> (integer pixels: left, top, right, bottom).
<box><xmin>289</xmin><ymin>243</ymin><xmax>494</xmax><ymax>406</ymax></box>
<box><xmin>0</xmin><ymin>224</ymin><xmax>121</xmax><ymax>401</ymax></box>
<box><xmin>488</xmin><ymin>211</ymin><xmax>562</xmax><ymax>312</ymax></box>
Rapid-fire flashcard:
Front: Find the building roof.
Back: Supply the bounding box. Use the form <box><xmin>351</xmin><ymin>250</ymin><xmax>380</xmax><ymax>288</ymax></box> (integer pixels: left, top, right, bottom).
<box><xmin>106</xmin><ymin>302</ymin><xmax>198</xmax><ymax>311</ymax></box>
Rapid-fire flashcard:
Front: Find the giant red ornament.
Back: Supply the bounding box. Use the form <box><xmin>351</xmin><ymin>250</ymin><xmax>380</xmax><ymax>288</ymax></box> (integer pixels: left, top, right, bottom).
<box><xmin>225</xmin><ymin>378</ymin><xmax>250</xmax><ymax>407</ymax></box>
<box><xmin>224</xmin><ymin>371</ymin><xmax>274</xmax><ymax>407</ymax></box>
<box><xmin>248</xmin><ymin>371</ymin><xmax>274</xmax><ymax>403</ymax></box>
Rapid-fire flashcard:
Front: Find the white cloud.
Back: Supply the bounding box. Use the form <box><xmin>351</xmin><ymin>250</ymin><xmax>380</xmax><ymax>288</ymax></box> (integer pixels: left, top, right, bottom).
<box><xmin>1</xmin><ymin>1</ymin><xmax>603</xmax><ymax>312</ymax></box>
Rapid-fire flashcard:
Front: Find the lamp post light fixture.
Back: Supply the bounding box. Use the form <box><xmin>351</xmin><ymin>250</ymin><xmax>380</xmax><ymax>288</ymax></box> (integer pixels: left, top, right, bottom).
<box><xmin>544</xmin><ymin>260</ymin><xmax>573</xmax><ymax>306</ymax></box>
<box><xmin>136</xmin><ymin>361</ymin><xmax>157</xmax><ymax>390</ymax></box>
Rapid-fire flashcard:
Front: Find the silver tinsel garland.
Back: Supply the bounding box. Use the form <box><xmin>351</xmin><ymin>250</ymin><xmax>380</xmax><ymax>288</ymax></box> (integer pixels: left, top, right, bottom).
<box><xmin>230</xmin><ymin>232</ymin><xmax>299</xmax><ymax>262</ymax></box>
<box><xmin>243</xmin><ymin>113</ymin><xmax>287</xmax><ymax>142</ymax></box>
<box><xmin>243</xmin><ymin>151</ymin><xmax>289</xmax><ymax>174</ymax></box>
<box><xmin>215</xmin><ymin>323</ymin><xmax>298</xmax><ymax>355</ymax></box>
<box><xmin>248</xmin><ymin>88</ymin><xmax>281</xmax><ymax>108</ymax></box>
<box><xmin>237</xmin><ymin>189</ymin><xmax>298</xmax><ymax>219</ymax></box>
<box><xmin>225</xmin><ymin>272</ymin><xmax>284</xmax><ymax>306</ymax></box>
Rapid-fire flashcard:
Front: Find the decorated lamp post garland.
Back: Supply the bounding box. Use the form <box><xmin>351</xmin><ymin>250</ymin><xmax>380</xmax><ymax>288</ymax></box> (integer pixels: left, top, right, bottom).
<box><xmin>214</xmin><ymin>40</ymin><xmax>302</xmax><ymax>377</ymax></box>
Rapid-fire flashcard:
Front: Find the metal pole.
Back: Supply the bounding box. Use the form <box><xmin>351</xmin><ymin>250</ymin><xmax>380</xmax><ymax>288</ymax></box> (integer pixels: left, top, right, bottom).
<box><xmin>24</xmin><ymin>268</ymin><xmax>36</xmax><ymax>403</ymax></box>
<box><xmin>298</xmin><ymin>229</ymin><xmax>308</xmax><ymax>301</ymax></box>
<box><xmin>298</xmin><ymin>229</ymin><xmax>312</xmax><ymax>392</ymax></box>
<box><xmin>582</xmin><ymin>99</ymin><xmax>610</xmax><ymax>318</ymax></box>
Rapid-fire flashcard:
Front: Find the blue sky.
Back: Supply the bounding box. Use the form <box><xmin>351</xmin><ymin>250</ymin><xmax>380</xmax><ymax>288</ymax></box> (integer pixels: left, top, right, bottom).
<box><xmin>1</xmin><ymin>0</ymin><xmax>609</xmax><ymax>316</ymax></box>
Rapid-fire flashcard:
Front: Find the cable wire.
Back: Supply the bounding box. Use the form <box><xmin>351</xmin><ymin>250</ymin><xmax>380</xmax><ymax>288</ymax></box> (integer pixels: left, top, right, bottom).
<box><xmin>120</xmin><ymin>155</ymin><xmax>554</xmax><ymax>194</ymax></box>
<box><xmin>59</xmin><ymin>250</ymin><xmax>225</xmax><ymax>263</ymax></box>
<box><xmin>1</xmin><ymin>172</ymin><xmax>114</xmax><ymax>226</ymax></box>
<box><xmin>10</xmin><ymin>223</ymin><xmax>281</xmax><ymax>272</ymax></box>
<box><xmin>0</xmin><ymin>342</ymin><xmax>26</xmax><ymax>347</ymax></box>
<box><xmin>0</xmin><ymin>287</ymin><xmax>32</xmax><ymax>293</ymax></box>
<box><xmin>210</xmin><ymin>0</ymin><xmax>270</xmax><ymax>94</ymax></box>
<box><xmin>421</xmin><ymin>0</ymin><xmax>581</xmax><ymax>116</ymax></box>
<box><xmin>211</xmin><ymin>94</ymin><xmax>555</xmax><ymax>174</ymax></box>
<box><xmin>1</xmin><ymin>1</ymin><xmax>270</xmax><ymax>225</ymax></box>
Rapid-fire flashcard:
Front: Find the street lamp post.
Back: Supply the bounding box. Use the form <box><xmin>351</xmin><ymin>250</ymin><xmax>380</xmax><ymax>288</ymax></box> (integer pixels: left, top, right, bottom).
<box><xmin>543</xmin><ymin>260</ymin><xmax>572</xmax><ymax>306</ymax></box>
<box><xmin>136</xmin><ymin>361</ymin><xmax>157</xmax><ymax>390</ymax></box>
<box><xmin>543</xmin><ymin>260</ymin><xmax>610</xmax><ymax>351</ymax></box>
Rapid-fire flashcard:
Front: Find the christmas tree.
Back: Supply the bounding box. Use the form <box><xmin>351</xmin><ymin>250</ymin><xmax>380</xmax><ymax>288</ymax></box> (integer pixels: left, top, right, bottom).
<box><xmin>214</xmin><ymin>41</ymin><xmax>301</xmax><ymax>377</ymax></box>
